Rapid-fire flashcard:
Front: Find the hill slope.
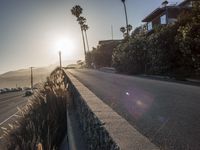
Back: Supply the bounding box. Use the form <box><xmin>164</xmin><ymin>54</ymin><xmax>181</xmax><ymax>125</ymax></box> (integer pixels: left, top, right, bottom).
<box><xmin>0</xmin><ymin>67</ymin><xmax>54</xmax><ymax>88</ymax></box>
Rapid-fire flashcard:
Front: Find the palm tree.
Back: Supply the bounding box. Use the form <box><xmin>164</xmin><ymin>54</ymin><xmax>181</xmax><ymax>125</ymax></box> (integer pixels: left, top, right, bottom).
<box><xmin>71</xmin><ymin>5</ymin><xmax>82</xmax><ymax>18</ymax></box>
<box><xmin>127</xmin><ymin>24</ymin><xmax>132</xmax><ymax>32</ymax></box>
<box><xmin>121</xmin><ymin>0</ymin><xmax>129</xmax><ymax>36</ymax></box>
<box><xmin>71</xmin><ymin>5</ymin><xmax>86</xmax><ymax>56</ymax></box>
<box><xmin>77</xmin><ymin>16</ymin><xmax>86</xmax><ymax>26</ymax></box>
<box><xmin>120</xmin><ymin>27</ymin><xmax>126</xmax><ymax>34</ymax></box>
<box><xmin>82</xmin><ymin>24</ymin><xmax>90</xmax><ymax>52</ymax></box>
<box><xmin>77</xmin><ymin>16</ymin><xmax>87</xmax><ymax>55</ymax></box>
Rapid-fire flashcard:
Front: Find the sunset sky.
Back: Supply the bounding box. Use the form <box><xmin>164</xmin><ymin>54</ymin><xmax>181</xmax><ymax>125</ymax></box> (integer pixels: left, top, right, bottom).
<box><xmin>0</xmin><ymin>0</ymin><xmax>182</xmax><ymax>74</ymax></box>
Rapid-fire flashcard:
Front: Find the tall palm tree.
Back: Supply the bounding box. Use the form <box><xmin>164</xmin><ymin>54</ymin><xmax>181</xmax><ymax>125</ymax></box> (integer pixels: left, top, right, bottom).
<box><xmin>121</xmin><ymin>0</ymin><xmax>129</xmax><ymax>36</ymax></box>
<box><xmin>71</xmin><ymin>5</ymin><xmax>86</xmax><ymax>56</ymax></box>
<box><xmin>127</xmin><ymin>24</ymin><xmax>132</xmax><ymax>32</ymax></box>
<box><xmin>77</xmin><ymin>16</ymin><xmax>86</xmax><ymax>26</ymax></box>
<box><xmin>120</xmin><ymin>27</ymin><xmax>126</xmax><ymax>34</ymax></box>
<box><xmin>82</xmin><ymin>24</ymin><xmax>90</xmax><ymax>52</ymax></box>
<box><xmin>71</xmin><ymin>5</ymin><xmax>82</xmax><ymax>18</ymax></box>
<box><xmin>77</xmin><ymin>16</ymin><xmax>87</xmax><ymax>55</ymax></box>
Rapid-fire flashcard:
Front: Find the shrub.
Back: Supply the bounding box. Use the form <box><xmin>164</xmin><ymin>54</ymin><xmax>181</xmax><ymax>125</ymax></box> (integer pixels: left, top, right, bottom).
<box><xmin>112</xmin><ymin>36</ymin><xmax>147</xmax><ymax>74</ymax></box>
<box><xmin>113</xmin><ymin>2</ymin><xmax>200</xmax><ymax>78</ymax></box>
<box><xmin>2</xmin><ymin>68</ymin><xmax>68</xmax><ymax>150</ymax></box>
<box><xmin>86</xmin><ymin>41</ymin><xmax>120</xmax><ymax>68</ymax></box>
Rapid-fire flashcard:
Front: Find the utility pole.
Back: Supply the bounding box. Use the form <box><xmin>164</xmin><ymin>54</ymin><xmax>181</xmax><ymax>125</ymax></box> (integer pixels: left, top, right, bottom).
<box><xmin>122</xmin><ymin>0</ymin><xmax>129</xmax><ymax>36</ymax></box>
<box><xmin>30</xmin><ymin>67</ymin><xmax>33</xmax><ymax>89</ymax></box>
<box><xmin>111</xmin><ymin>25</ymin><xmax>114</xmax><ymax>40</ymax></box>
<box><xmin>59</xmin><ymin>51</ymin><xmax>62</xmax><ymax>69</ymax></box>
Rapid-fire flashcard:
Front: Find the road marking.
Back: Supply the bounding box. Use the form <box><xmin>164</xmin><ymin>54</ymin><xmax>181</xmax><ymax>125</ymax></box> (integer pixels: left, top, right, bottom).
<box><xmin>0</xmin><ymin>111</ymin><xmax>18</xmax><ymax>126</ymax></box>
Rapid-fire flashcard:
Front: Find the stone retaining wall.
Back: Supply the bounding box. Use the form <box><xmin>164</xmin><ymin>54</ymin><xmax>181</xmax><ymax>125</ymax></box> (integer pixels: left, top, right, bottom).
<box><xmin>64</xmin><ymin>70</ymin><xmax>159</xmax><ymax>150</ymax></box>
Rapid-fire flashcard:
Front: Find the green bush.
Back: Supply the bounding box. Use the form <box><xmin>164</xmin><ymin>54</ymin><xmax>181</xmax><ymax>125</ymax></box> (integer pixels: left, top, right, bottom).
<box><xmin>86</xmin><ymin>41</ymin><xmax>120</xmax><ymax>68</ymax></box>
<box><xmin>113</xmin><ymin>1</ymin><xmax>200</xmax><ymax>78</ymax></box>
<box><xmin>176</xmin><ymin>1</ymin><xmax>200</xmax><ymax>77</ymax></box>
<box><xmin>112</xmin><ymin>36</ymin><xmax>147</xmax><ymax>74</ymax></box>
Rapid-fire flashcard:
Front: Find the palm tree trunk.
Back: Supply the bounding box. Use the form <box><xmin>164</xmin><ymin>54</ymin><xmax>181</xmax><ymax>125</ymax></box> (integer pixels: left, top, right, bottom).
<box><xmin>81</xmin><ymin>28</ymin><xmax>86</xmax><ymax>56</ymax></box>
<box><xmin>123</xmin><ymin>1</ymin><xmax>129</xmax><ymax>36</ymax></box>
<box><xmin>84</xmin><ymin>30</ymin><xmax>90</xmax><ymax>52</ymax></box>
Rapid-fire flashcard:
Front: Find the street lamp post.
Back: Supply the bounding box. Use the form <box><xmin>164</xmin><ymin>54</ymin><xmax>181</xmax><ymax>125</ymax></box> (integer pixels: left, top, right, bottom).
<box><xmin>59</xmin><ymin>51</ymin><xmax>62</xmax><ymax>69</ymax></box>
<box><xmin>121</xmin><ymin>0</ymin><xmax>129</xmax><ymax>36</ymax></box>
<box><xmin>30</xmin><ymin>67</ymin><xmax>34</xmax><ymax>89</ymax></box>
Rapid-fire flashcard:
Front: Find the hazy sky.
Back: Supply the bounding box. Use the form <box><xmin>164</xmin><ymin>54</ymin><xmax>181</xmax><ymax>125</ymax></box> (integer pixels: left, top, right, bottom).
<box><xmin>0</xmin><ymin>0</ymin><xmax>182</xmax><ymax>74</ymax></box>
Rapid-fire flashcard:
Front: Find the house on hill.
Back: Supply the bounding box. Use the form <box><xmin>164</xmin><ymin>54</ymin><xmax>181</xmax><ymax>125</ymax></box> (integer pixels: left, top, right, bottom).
<box><xmin>142</xmin><ymin>0</ymin><xmax>192</xmax><ymax>32</ymax></box>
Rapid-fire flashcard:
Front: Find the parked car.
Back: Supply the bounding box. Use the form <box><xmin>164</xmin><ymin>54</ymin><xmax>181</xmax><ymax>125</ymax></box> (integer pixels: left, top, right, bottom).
<box><xmin>0</xmin><ymin>88</ymin><xmax>8</xmax><ymax>94</ymax></box>
<box><xmin>25</xmin><ymin>90</ymin><xmax>33</xmax><ymax>96</ymax></box>
<box><xmin>1</xmin><ymin>89</ymin><xmax>6</xmax><ymax>94</ymax></box>
<box><xmin>17</xmin><ymin>87</ymin><xmax>23</xmax><ymax>91</ymax></box>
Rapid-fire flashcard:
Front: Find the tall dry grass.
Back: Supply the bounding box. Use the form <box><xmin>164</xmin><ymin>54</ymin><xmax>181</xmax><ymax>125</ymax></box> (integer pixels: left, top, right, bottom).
<box><xmin>2</xmin><ymin>68</ymin><xmax>68</xmax><ymax>150</ymax></box>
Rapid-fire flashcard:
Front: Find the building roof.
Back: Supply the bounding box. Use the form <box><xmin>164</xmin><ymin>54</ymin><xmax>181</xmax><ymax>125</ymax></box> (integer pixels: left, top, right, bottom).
<box><xmin>142</xmin><ymin>0</ymin><xmax>191</xmax><ymax>22</ymax></box>
<box><xmin>142</xmin><ymin>6</ymin><xmax>179</xmax><ymax>22</ymax></box>
<box><xmin>178</xmin><ymin>0</ymin><xmax>191</xmax><ymax>7</ymax></box>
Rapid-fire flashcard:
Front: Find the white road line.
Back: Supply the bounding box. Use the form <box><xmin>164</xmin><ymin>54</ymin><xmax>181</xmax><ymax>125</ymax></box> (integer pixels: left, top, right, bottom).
<box><xmin>0</xmin><ymin>111</ymin><xmax>19</xmax><ymax>126</ymax></box>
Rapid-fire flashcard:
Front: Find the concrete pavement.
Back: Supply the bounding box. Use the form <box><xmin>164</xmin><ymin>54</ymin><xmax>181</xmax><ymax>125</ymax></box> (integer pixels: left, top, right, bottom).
<box><xmin>68</xmin><ymin>69</ymin><xmax>200</xmax><ymax>150</ymax></box>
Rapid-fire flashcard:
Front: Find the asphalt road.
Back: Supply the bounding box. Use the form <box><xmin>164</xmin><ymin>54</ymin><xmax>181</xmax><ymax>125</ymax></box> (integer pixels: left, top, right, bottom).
<box><xmin>68</xmin><ymin>69</ymin><xmax>200</xmax><ymax>150</ymax></box>
<box><xmin>0</xmin><ymin>91</ymin><xmax>28</xmax><ymax>149</ymax></box>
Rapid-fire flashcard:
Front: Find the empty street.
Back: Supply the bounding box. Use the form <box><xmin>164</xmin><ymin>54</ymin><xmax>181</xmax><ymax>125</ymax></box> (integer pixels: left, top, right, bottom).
<box><xmin>68</xmin><ymin>69</ymin><xmax>200</xmax><ymax>149</ymax></box>
<box><xmin>0</xmin><ymin>91</ymin><xmax>28</xmax><ymax>148</ymax></box>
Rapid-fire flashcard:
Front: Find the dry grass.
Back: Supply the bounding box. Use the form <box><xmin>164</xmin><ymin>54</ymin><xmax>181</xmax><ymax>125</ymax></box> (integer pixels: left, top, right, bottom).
<box><xmin>2</xmin><ymin>68</ymin><xmax>68</xmax><ymax>150</ymax></box>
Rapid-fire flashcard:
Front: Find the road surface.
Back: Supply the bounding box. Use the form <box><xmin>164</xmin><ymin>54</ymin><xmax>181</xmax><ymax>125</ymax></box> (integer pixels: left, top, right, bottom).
<box><xmin>0</xmin><ymin>91</ymin><xmax>28</xmax><ymax>149</ymax></box>
<box><xmin>68</xmin><ymin>69</ymin><xmax>200</xmax><ymax>150</ymax></box>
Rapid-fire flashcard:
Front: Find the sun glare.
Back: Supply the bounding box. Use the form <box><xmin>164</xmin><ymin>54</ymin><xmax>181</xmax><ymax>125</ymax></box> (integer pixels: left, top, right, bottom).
<box><xmin>55</xmin><ymin>37</ymin><xmax>75</xmax><ymax>51</ymax></box>
<box><xmin>53</xmin><ymin>36</ymin><xmax>76</xmax><ymax>59</ymax></box>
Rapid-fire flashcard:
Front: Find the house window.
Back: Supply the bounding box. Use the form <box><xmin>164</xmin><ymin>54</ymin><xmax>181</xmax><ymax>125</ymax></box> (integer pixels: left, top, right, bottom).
<box><xmin>147</xmin><ymin>22</ymin><xmax>152</xmax><ymax>31</ymax></box>
<box><xmin>160</xmin><ymin>14</ymin><xmax>167</xmax><ymax>24</ymax></box>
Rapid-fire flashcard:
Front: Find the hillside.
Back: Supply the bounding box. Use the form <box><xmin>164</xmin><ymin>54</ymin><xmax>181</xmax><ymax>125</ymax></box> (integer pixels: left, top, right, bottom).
<box><xmin>0</xmin><ymin>67</ymin><xmax>54</xmax><ymax>88</ymax></box>
<box><xmin>0</xmin><ymin>60</ymin><xmax>80</xmax><ymax>88</ymax></box>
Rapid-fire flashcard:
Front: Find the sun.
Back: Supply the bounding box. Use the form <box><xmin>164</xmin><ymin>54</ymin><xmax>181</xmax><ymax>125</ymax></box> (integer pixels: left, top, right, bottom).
<box><xmin>50</xmin><ymin>36</ymin><xmax>77</xmax><ymax>59</ymax></box>
<box><xmin>55</xmin><ymin>37</ymin><xmax>75</xmax><ymax>51</ymax></box>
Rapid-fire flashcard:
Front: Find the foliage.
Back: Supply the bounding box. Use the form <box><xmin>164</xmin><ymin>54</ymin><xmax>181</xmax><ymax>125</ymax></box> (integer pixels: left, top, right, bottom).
<box><xmin>131</xmin><ymin>25</ymin><xmax>146</xmax><ymax>38</ymax></box>
<box><xmin>113</xmin><ymin>2</ymin><xmax>200</xmax><ymax>78</ymax></box>
<box><xmin>176</xmin><ymin>1</ymin><xmax>200</xmax><ymax>76</ymax></box>
<box><xmin>147</xmin><ymin>25</ymin><xmax>181</xmax><ymax>76</ymax></box>
<box><xmin>71</xmin><ymin>5</ymin><xmax>90</xmax><ymax>56</ymax></box>
<box><xmin>71</xmin><ymin>5</ymin><xmax>82</xmax><ymax>18</ymax></box>
<box><xmin>85</xmin><ymin>51</ymin><xmax>93</xmax><ymax>68</ymax></box>
<box><xmin>86</xmin><ymin>41</ymin><xmax>120</xmax><ymax>68</ymax></box>
<box><xmin>112</xmin><ymin>36</ymin><xmax>147</xmax><ymax>74</ymax></box>
<box><xmin>85</xmin><ymin>1</ymin><xmax>200</xmax><ymax>78</ymax></box>
<box><xmin>2</xmin><ymin>68</ymin><xmax>68</xmax><ymax>150</ymax></box>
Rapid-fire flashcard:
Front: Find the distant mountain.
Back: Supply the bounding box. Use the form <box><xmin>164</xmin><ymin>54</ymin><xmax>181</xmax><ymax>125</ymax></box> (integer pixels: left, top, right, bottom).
<box><xmin>0</xmin><ymin>67</ymin><xmax>53</xmax><ymax>88</ymax></box>
<box><xmin>0</xmin><ymin>59</ymin><xmax>81</xmax><ymax>88</ymax></box>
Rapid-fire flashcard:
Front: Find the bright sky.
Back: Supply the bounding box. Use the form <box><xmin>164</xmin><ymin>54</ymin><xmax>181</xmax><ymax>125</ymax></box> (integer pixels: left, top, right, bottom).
<box><xmin>0</xmin><ymin>0</ymin><xmax>182</xmax><ymax>74</ymax></box>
